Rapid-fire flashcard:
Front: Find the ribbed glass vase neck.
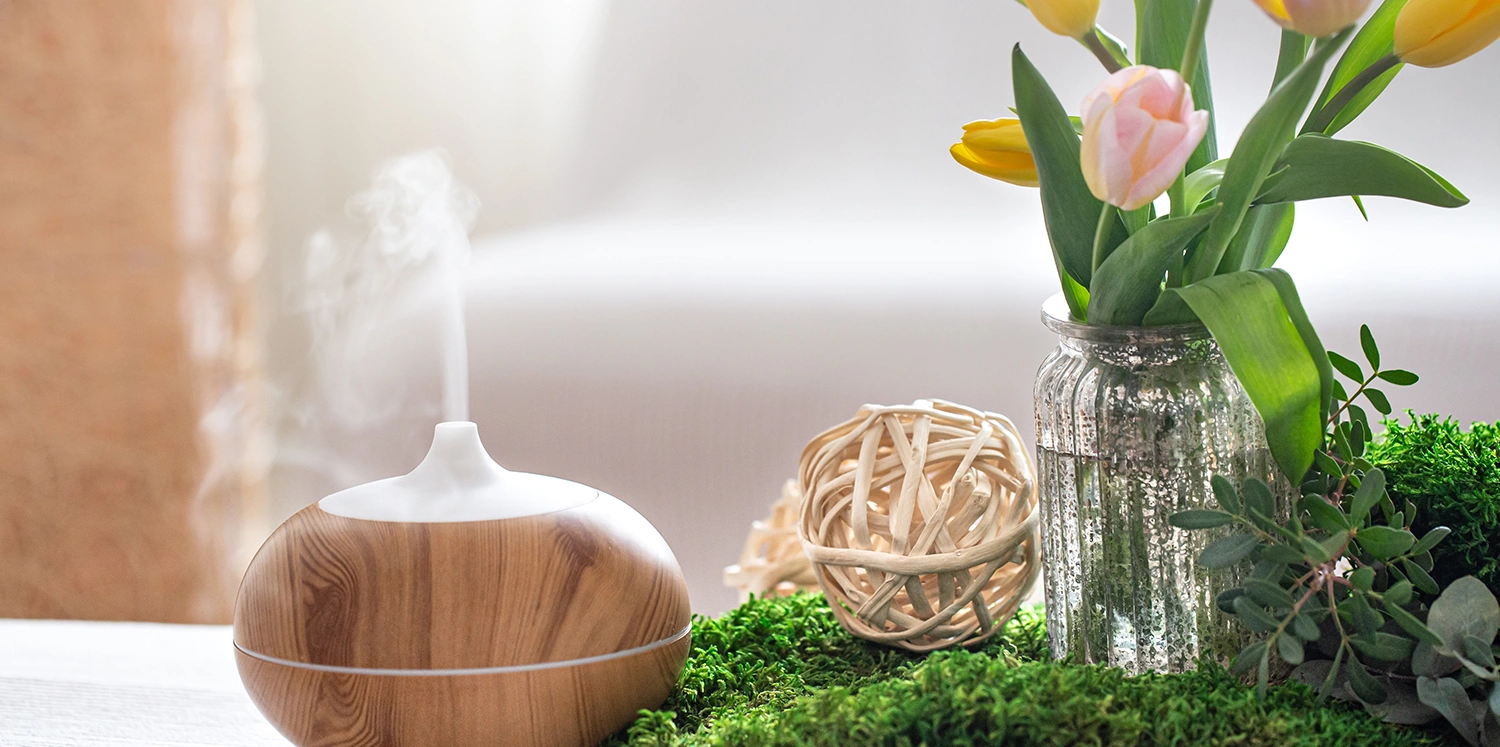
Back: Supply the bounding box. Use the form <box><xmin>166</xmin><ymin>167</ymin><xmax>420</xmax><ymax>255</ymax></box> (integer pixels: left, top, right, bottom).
<box><xmin>1041</xmin><ymin>293</ymin><xmax>1211</xmax><ymax>344</ymax></box>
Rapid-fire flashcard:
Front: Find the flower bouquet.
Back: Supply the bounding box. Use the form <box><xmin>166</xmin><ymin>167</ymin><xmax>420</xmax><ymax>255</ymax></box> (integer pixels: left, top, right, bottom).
<box><xmin>952</xmin><ymin>0</ymin><xmax>1500</xmax><ymax>739</ymax></box>
<box><xmin>956</xmin><ymin>0</ymin><xmax>1493</xmax><ymax>486</ymax></box>
<box><xmin>951</xmin><ymin>0</ymin><xmax>1500</xmax><ymax>682</ymax></box>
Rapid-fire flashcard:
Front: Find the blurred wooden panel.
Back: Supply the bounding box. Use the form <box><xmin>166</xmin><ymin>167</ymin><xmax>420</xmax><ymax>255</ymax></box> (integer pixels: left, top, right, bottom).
<box><xmin>0</xmin><ymin>0</ymin><xmax>264</xmax><ymax>622</ymax></box>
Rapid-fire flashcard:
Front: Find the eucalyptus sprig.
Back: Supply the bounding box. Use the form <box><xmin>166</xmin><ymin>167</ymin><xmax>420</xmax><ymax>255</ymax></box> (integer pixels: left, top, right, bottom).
<box><xmin>1172</xmin><ymin>327</ymin><xmax>1500</xmax><ymax>746</ymax></box>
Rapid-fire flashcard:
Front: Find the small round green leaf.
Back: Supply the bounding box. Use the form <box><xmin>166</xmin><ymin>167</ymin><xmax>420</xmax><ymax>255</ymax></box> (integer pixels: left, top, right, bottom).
<box><xmin>1329</xmin><ymin>351</ymin><xmax>1364</xmax><ymax>381</ymax></box>
<box><xmin>1232</xmin><ymin>640</ymin><xmax>1269</xmax><ymax>676</ymax></box>
<box><xmin>1211</xmin><ymin>474</ymin><xmax>1241</xmax><ymax>514</ymax></box>
<box><xmin>1201</xmin><ymin>533</ymin><xmax>1260</xmax><ymax>569</ymax></box>
<box><xmin>1389</xmin><ymin>601</ymin><xmax>1444</xmax><ymax>646</ymax></box>
<box><xmin>1350</xmin><ymin>566</ymin><xmax>1375</xmax><ymax>591</ymax></box>
<box><xmin>1234</xmin><ymin>595</ymin><xmax>1284</xmax><ymax>633</ymax></box>
<box><xmin>1355</xmin><ymin>525</ymin><xmax>1415</xmax><ymax>560</ymax></box>
<box><xmin>1403</xmin><ymin>559</ymin><xmax>1440</xmax><ymax>595</ymax></box>
<box><xmin>1278</xmin><ymin>633</ymin><xmax>1305</xmax><ymax>665</ymax></box>
<box><xmin>1259</xmin><ymin>544</ymin><xmax>1307</xmax><ymax>566</ymax></box>
<box><xmin>1364</xmin><ymin>387</ymin><xmax>1393</xmax><ymax>415</ymax></box>
<box><xmin>1293</xmin><ymin>612</ymin><xmax>1322</xmax><ymax>641</ymax></box>
<box><xmin>1217</xmin><ymin>587</ymin><xmax>1247</xmax><ymax>614</ymax></box>
<box><xmin>1377</xmin><ymin>369</ymin><xmax>1419</xmax><ymax>386</ymax></box>
<box><xmin>1385</xmin><ymin>580</ymin><xmax>1414</xmax><ymax>606</ymax></box>
<box><xmin>1413</xmin><ymin>526</ymin><xmax>1451</xmax><ymax>555</ymax></box>
<box><xmin>1169</xmin><ymin>509</ymin><xmax>1235</xmax><ymax>529</ymax></box>
<box><xmin>1346</xmin><ymin>658</ymin><xmax>1387</xmax><ymax>704</ymax></box>
<box><xmin>1245</xmin><ymin>578</ymin><xmax>1296</xmax><ymax>609</ymax></box>
<box><xmin>1351</xmin><ymin>631</ymin><xmax>1415</xmax><ymax>662</ymax></box>
<box><xmin>1242</xmin><ymin>478</ymin><xmax>1276</xmax><ymax>523</ymax></box>
<box><xmin>1301</xmin><ymin>494</ymin><xmax>1350</xmax><ymax>533</ymax></box>
<box><xmin>1360</xmin><ymin>324</ymin><xmax>1380</xmax><ymax>370</ymax></box>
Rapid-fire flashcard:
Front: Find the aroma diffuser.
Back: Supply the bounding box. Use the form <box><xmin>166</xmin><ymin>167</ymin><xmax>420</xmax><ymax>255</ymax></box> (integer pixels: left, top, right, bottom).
<box><xmin>233</xmin><ymin>422</ymin><xmax>692</xmax><ymax>747</ymax></box>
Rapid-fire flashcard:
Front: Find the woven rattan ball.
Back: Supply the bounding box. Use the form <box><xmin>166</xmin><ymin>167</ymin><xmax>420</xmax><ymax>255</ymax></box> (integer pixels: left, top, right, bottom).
<box><xmin>798</xmin><ymin>400</ymin><xmax>1040</xmax><ymax>651</ymax></box>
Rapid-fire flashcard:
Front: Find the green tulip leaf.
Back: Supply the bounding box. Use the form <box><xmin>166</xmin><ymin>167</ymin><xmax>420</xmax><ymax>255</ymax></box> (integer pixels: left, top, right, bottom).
<box><xmin>1184</xmin><ymin>159</ymin><xmax>1228</xmax><ymax>213</ymax></box>
<box><xmin>1218</xmin><ymin>202</ymin><xmax>1295</xmax><ymax>273</ymax></box>
<box><xmin>1258</xmin><ymin>269</ymin><xmax>1332</xmax><ymax>422</ymax></box>
<box><xmin>1257</xmin><ymin>135</ymin><xmax>1468</xmax><ymax>208</ymax></box>
<box><xmin>1092</xmin><ymin>26</ymin><xmax>1133</xmax><ymax>70</ymax></box>
<box><xmin>1306</xmin><ymin>0</ymin><xmax>1407</xmax><ymax>136</ymax></box>
<box><xmin>1187</xmin><ymin>29</ymin><xmax>1350</xmax><ymax>284</ymax></box>
<box><xmin>1013</xmin><ymin>45</ymin><xmax>1125</xmax><ymax>318</ymax></box>
<box><xmin>1088</xmin><ymin>209</ymin><xmax>1218</xmax><ymax>326</ymax></box>
<box><xmin>1136</xmin><ymin>0</ymin><xmax>1218</xmax><ymax>173</ymax></box>
<box><xmin>1273</xmin><ymin>30</ymin><xmax>1311</xmax><ymax>89</ymax></box>
<box><xmin>1159</xmin><ymin>271</ymin><xmax>1323</xmax><ymax>480</ymax></box>
<box><xmin>1142</xmin><ymin>290</ymin><xmax>1198</xmax><ymax>326</ymax></box>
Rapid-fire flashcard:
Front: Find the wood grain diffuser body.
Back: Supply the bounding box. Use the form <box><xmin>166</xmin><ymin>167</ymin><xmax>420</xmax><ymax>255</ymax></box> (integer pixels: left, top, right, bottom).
<box><xmin>234</xmin><ymin>422</ymin><xmax>691</xmax><ymax>747</ymax></box>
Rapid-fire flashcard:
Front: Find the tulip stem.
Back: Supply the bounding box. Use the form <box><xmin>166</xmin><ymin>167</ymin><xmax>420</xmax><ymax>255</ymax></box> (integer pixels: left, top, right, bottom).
<box><xmin>1179</xmin><ymin>0</ymin><xmax>1215</xmax><ymax>89</ymax></box>
<box><xmin>1092</xmin><ymin>202</ymin><xmax>1117</xmax><ymax>274</ymax></box>
<box><xmin>1082</xmin><ymin>29</ymin><xmax>1125</xmax><ymax>73</ymax></box>
<box><xmin>1302</xmin><ymin>54</ymin><xmax>1401</xmax><ymax>135</ymax></box>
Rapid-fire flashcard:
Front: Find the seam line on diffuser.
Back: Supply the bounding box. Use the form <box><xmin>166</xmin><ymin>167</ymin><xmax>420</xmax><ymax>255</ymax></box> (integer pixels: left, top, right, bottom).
<box><xmin>233</xmin><ymin>624</ymin><xmax>691</xmax><ymax>676</ymax></box>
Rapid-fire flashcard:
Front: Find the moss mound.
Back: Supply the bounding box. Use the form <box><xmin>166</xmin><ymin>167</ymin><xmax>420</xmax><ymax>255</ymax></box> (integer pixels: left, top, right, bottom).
<box><xmin>611</xmin><ymin>594</ymin><xmax>1453</xmax><ymax>746</ymax></box>
<box><xmin>1368</xmin><ymin>413</ymin><xmax>1500</xmax><ymax>594</ymax></box>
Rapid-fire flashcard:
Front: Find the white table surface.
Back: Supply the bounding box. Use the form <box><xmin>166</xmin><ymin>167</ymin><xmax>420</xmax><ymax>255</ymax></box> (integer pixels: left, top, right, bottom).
<box><xmin>0</xmin><ymin>619</ymin><xmax>289</xmax><ymax>746</ymax></box>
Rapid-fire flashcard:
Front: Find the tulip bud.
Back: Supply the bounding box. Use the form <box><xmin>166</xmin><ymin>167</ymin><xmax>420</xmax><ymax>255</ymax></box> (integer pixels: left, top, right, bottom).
<box><xmin>1251</xmin><ymin>0</ymin><xmax>1373</xmax><ymax>38</ymax></box>
<box><xmin>1079</xmin><ymin>66</ymin><xmax>1210</xmax><ymax>211</ymax></box>
<box><xmin>1025</xmin><ymin>0</ymin><xmax>1101</xmax><ymax>39</ymax></box>
<box><xmin>1394</xmin><ymin>0</ymin><xmax>1500</xmax><ymax>68</ymax></box>
<box><xmin>950</xmin><ymin>119</ymin><xmax>1040</xmax><ymax>187</ymax></box>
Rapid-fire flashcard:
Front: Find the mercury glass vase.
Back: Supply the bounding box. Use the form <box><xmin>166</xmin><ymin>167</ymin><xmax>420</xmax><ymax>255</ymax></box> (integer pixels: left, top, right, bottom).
<box><xmin>1033</xmin><ymin>293</ymin><xmax>1278</xmax><ymax>674</ymax></box>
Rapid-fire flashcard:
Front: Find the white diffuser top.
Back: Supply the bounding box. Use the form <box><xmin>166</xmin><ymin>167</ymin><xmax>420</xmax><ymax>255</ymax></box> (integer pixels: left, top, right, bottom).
<box><xmin>318</xmin><ymin>422</ymin><xmax>598</xmax><ymax>522</ymax></box>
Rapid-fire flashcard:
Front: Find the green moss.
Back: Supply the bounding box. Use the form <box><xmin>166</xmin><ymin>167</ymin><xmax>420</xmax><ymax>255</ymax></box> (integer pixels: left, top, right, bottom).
<box><xmin>611</xmin><ymin>594</ymin><xmax>1452</xmax><ymax>746</ymax></box>
<box><xmin>1368</xmin><ymin>413</ymin><xmax>1500</xmax><ymax>594</ymax></box>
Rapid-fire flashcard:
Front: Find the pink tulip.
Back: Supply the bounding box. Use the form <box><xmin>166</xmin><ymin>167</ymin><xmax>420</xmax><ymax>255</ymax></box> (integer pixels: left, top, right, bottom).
<box><xmin>1079</xmin><ymin>66</ymin><xmax>1210</xmax><ymax>212</ymax></box>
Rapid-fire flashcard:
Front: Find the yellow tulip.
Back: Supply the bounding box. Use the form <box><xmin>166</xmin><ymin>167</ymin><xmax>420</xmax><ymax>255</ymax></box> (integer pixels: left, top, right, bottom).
<box><xmin>950</xmin><ymin>119</ymin><xmax>1040</xmax><ymax>188</ymax></box>
<box><xmin>1025</xmin><ymin>0</ymin><xmax>1101</xmax><ymax>39</ymax></box>
<box><xmin>1251</xmin><ymin>0</ymin><xmax>1373</xmax><ymax>38</ymax></box>
<box><xmin>1395</xmin><ymin>0</ymin><xmax>1500</xmax><ymax>67</ymax></box>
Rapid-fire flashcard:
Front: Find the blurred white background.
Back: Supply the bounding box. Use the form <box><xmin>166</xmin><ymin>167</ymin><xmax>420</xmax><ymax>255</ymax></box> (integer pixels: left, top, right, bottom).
<box><xmin>253</xmin><ymin>0</ymin><xmax>1500</xmax><ymax>613</ymax></box>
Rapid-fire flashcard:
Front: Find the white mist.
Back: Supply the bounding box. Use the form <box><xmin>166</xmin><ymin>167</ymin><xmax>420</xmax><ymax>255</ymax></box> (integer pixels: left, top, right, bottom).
<box><xmin>268</xmin><ymin>150</ymin><xmax>478</xmax><ymax>521</ymax></box>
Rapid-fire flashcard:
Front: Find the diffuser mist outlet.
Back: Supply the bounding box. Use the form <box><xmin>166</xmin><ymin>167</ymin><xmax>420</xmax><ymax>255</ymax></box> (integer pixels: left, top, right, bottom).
<box><xmin>233</xmin><ymin>422</ymin><xmax>692</xmax><ymax>747</ymax></box>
